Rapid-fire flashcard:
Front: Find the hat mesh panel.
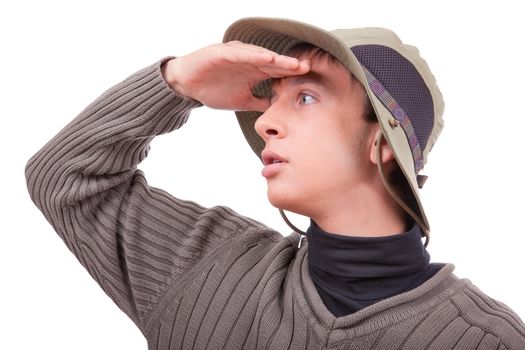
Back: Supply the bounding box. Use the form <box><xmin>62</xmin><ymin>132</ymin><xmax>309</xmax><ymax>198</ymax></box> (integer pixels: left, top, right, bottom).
<box><xmin>351</xmin><ymin>45</ymin><xmax>434</xmax><ymax>152</ymax></box>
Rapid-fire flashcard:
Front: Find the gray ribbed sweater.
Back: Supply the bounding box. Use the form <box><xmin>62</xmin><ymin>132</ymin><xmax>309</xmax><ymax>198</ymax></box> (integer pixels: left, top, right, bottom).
<box><xmin>25</xmin><ymin>59</ymin><xmax>525</xmax><ymax>349</ymax></box>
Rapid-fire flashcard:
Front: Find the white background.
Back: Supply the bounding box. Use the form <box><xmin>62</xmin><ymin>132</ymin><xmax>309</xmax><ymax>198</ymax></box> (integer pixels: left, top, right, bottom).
<box><xmin>2</xmin><ymin>0</ymin><xmax>524</xmax><ymax>348</ymax></box>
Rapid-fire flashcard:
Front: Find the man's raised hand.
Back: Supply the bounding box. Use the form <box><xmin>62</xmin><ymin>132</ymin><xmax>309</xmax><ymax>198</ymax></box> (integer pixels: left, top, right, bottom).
<box><xmin>162</xmin><ymin>41</ymin><xmax>310</xmax><ymax>112</ymax></box>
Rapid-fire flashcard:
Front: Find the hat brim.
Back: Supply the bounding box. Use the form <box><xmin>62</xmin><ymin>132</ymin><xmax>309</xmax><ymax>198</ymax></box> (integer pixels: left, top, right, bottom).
<box><xmin>223</xmin><ymin>17</ymin><xmax>429</xmax><ymax>229</ymax></box>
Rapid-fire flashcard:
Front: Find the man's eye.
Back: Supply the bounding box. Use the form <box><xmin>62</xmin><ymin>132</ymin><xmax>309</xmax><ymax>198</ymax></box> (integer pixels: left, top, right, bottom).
<box><xmin>299</xmin><ymin>94</ymin><xmax>316</xmax><ymax>105</ymax></box>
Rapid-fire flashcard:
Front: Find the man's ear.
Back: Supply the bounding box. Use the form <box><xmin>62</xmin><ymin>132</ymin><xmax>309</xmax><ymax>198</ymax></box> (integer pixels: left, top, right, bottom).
<box><xmin>369</xmin><ymin>127</ymin><xmax>395</xmax><ymax>165</ymax></box>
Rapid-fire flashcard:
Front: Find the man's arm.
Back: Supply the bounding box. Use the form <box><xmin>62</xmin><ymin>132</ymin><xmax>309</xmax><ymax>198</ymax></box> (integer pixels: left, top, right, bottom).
<box><xmin>24</xmin><ymin>43</ymin><xmax>309</xmax><ymax>333</ymax></box>
<box><xmin>24</xmin><ymin>58</ymin><xmax>249</xmax><ymax>331</ymax></box>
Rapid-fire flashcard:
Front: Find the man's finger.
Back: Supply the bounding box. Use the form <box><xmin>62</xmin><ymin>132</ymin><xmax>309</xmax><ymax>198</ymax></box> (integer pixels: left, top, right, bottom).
<box><xmin>258</xmin><ymin>60</ymin><xmax>311</xmax><ymax>77</ymax></box>
<box><xmin>222</xmin><ymin>42</ymin><xmax>307</xmax><ymax>71</ymax></box>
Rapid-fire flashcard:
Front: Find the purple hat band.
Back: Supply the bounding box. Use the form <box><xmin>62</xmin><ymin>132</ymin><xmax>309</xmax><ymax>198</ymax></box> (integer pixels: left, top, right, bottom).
<box><xmin>351</xmin><ymin>45</ymin><xmax>434</xmax><ymax>173</ymax></box>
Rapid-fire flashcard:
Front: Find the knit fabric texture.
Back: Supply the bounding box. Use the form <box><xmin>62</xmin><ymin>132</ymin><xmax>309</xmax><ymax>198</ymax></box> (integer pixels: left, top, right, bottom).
<box><xmin>25</xmin><ymin>59</ymin><xmax>525</xmax><ymax>349</ymax></box>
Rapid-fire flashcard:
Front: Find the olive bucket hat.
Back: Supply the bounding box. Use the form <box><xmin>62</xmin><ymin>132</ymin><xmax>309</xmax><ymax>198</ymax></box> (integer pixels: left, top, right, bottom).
<box><xmin>223</xmin><ymin>17</ymin><xmax>444</xmax><ymax>244</ymax></box>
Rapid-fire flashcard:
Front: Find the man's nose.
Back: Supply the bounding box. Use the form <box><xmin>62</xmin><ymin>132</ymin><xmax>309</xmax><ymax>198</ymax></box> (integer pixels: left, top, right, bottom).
<box><xmin>254</xmin><ymin>105</ymin><xmax>285</xmax><ymax>140</ymax></box>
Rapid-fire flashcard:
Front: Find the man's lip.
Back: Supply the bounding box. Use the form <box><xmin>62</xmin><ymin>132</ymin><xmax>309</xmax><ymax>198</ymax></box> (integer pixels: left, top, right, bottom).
<box><xmin>261</xmin><ymin>149</ymin><xmax>288</xmax><ymax>166</ymax></box>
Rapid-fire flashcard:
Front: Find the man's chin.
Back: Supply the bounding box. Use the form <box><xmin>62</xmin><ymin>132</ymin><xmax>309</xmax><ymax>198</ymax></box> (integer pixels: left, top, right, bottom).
<box><xmin>267</xmin><ymin>192</ymin><xmax>308</xmax><ymax>217</ymax></box>
<box><xmin>267</xmin><ymin>188</ymin><xmax>290</xmax><ymax>209</ymax></box>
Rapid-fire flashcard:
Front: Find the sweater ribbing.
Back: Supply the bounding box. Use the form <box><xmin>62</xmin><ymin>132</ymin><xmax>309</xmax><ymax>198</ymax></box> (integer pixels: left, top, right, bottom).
<box><xmin>26</xmin><ymin>59</ymin><xmax>525</xmax><ymax>349</ymax></box>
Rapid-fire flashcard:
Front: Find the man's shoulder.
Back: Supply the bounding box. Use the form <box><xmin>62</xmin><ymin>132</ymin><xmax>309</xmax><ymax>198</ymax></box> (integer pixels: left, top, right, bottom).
<box><xmin>448</xmin><ymin>277</ymin><xmax>525</xmax><ymax>349</ymax></box>
<box><xmin>206</xmin><ymin>210</ymin><xmax>301</xmax><ymax>261</ymax></box>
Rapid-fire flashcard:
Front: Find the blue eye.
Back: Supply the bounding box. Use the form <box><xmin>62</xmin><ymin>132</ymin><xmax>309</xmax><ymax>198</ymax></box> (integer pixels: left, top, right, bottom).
<box><xmin>299</xmin><ymin>94</ymin><xmax>315</xmax><ymax>105</ymax></box>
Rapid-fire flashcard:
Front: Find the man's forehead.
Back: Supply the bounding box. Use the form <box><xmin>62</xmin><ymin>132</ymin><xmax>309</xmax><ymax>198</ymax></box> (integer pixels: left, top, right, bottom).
<box><xmin>270</xmin><ymin>60</ymin><xmax>353</xmax><ymax>93</ymax></box>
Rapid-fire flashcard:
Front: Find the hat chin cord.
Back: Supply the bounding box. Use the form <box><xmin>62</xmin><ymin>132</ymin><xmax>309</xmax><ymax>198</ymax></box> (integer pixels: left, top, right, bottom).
<box><xmin>277</xmin><ymin>132</ymin><xmax>430</xmax><ymax>247</ymax></box>
<box><xmin>375</xmin><ymin>132</ymin><xmax>430</xmax><ymax>247</ymax></box>
<box><xmin>279</xmin><ymin>208</ymin><xmax>306</xmax><ymax>236</ymax></box>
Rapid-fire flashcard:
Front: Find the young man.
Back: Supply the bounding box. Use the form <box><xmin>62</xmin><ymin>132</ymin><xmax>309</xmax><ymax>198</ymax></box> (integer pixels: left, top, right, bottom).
<box><xmin>26</xmin><ymin>17</ymin><xmax>525</xmax><ymax>349</ymax></box>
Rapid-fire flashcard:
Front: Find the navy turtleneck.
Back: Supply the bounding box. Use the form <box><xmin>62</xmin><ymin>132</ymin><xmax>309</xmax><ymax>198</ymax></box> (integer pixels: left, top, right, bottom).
<box><xmin>306</xmin><ymin>220</ymin><xmax>443</xmax><ymax>317</ymax></box>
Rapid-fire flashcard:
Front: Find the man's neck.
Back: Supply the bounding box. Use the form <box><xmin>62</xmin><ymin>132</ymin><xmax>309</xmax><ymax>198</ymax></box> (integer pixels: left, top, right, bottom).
<box><xmin>310</xmin><ymin>183</ymin><xmax>406</xmax><ymax>237</ymax></box>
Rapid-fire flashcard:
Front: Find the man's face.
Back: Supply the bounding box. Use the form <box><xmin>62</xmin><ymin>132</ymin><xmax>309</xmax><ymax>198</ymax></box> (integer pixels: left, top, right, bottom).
<box><xmin>254</xmin><ymin>54</ymin><xmax>378</xmax><ymax>219</ymax></box>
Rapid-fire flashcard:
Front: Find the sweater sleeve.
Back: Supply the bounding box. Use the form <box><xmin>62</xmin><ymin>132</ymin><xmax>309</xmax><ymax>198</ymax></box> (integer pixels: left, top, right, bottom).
<box><xmin>451</xmin><ymin>283</ymin><xmax>525</xmax><ymax>349</ymax></box>
<box><xmin>24</xmin><ymin>58</ymin><xmax>266</xmax><ymax>333</ymax></box>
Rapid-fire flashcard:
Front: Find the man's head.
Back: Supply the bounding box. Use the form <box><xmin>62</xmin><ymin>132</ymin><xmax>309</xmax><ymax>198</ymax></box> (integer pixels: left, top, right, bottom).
<box><xmin>223</xmin><ymin>18</ymin><xmax>445</xmax><ymax>239</ymax></box>
<box><xmin>254</xmin><ymin>43</ymin><xmax>407</xmax><ymax>235</ymax></box>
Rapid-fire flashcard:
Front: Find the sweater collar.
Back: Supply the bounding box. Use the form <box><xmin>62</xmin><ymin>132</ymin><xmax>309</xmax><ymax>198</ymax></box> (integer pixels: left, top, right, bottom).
<box><xmin>290</xmin><ymin>237</ymin><xmax>459</xmax><ymax>344</ymax></box>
